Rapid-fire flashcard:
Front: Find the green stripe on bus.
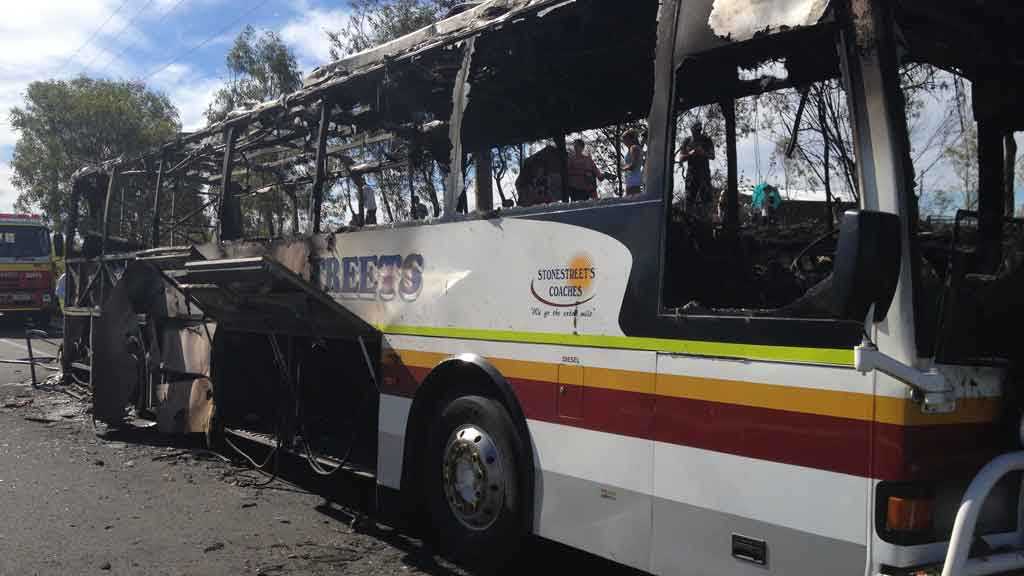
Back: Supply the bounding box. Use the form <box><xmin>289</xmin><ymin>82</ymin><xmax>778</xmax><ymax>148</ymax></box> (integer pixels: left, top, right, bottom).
<box><xmin>378</xmin><ymin>325</ymin><xmax>855</xmax><ymax>366</ymax></box>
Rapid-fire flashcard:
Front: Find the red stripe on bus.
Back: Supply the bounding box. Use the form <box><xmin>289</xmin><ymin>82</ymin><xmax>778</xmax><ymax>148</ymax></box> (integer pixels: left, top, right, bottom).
<box><xmin>512</xmin><ymin>378</ymin><xmax>873</xmax><ymax>477</ymax></box>
<box><xmin>380</xmin><ymin>363</ymin><xmax>998</xmax><ymax>481</ymax></box>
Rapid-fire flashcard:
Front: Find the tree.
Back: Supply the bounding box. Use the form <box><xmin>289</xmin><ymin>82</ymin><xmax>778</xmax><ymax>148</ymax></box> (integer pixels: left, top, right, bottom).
<box><xmin>9</xmin><ymin>78</ymin><xmax>179</xmax><ymax>228</ymax></box>
<box><xmin>942</xmin><ymin>121</ymin><xmax>979</xmax><ymax>211</ymax></box>
<box><xmin>206</xmin><ymin>26</ymin><xmax>303</xmax><ymax>237</ymax></box>
<box><xmin>206</xmin><ymin>26</ymin><xmax>302</xmax><ymax>124</ymax></box>
<box><xmin>326</xmin><ymin>0</ymin><xmax>461</xmax><ymax>58</ymax></box>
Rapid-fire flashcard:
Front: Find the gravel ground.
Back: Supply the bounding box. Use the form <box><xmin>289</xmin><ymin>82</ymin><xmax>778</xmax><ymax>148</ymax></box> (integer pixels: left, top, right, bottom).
<box><xmin>0</xmin><ymin>373</ymin><xmax>636</xmax><ymax>576</ymax></box>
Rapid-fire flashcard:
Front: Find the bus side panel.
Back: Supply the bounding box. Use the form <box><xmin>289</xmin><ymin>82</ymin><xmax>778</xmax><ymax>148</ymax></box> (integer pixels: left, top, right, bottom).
<box><xmin>529</xmin><ymin>419</ymin><xmax>654</xmax><ymax>571</ymax></box>
<box><xmin>651</xmin><ymin>352</ymin><xmax>871</xmax><ymax>575</ymax></box>
<box><xmin>380</xmin><ymin>334</ymin><xmax>658</xmax><ymax>573</ymax></box>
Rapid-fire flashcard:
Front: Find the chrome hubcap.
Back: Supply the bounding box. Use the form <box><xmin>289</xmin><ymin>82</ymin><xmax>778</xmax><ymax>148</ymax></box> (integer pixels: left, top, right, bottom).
<box><xmin>442</xmin><ymin>425</ymin><xmax>504</xmax><ymax>531</ymax></box>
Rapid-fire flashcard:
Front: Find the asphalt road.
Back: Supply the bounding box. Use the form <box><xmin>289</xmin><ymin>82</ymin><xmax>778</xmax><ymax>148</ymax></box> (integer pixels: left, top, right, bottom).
<box><xmin>0</xmin><ymin>319</ymin><xmax>638</xmax><ymax>576</ymax></box>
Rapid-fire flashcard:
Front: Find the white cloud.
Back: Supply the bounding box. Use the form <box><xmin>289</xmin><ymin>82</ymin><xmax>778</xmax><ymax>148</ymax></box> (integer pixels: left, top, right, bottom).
<box><xmin>149</xmin><ymin>63</ymin><xmax>222</xmax><ymax>132</ymax></box>
<box><xmin>0</xmin><ymin>1</ymin><xmax>136</xmax><ymax>150</ymax></box>
<box><xmin>0</xmin><ymin>162</ymin><xmax>19</xmax><ymax>212</ymax></box>
<box><xmin>280</xmin><ymin>7</ymin><xmax>349</xmax><ymax>72</ymax></box>
<box><xmin>150</xmin><ymin>62</ymin><xmax>192</xmax><ymax>87</ymax></box>
<box><xmin>171</xmin><ymin>78</ymin><xmax>222</xmax><ymax>132</ymax></box>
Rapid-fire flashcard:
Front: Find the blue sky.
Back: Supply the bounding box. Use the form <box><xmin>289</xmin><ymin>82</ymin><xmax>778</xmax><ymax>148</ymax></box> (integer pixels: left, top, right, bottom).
<box><xmin>0</xmin><ymin>0</ymin><xmax>350</xmax><ymax>210</ymax></box>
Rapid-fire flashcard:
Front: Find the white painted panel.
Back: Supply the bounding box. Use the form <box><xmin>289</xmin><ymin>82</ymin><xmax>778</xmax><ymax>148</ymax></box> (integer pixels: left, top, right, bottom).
<box><xmin>652</xmin><ymin>441</ymin><xmax>869</xmax><ymax>545</ymax></box>
<box><xmin>377</xmin><ymin>432</ymin><xmax>405</xmax><ymax>489</ymax></box>
<box><xmin>378</xmin><ymin>394</ymin><xmax>412</xmax><ymax>436</ymax></box>
<box><xmin>316</xmin><ymin>219</ymin><xmax>634</xmax><ymax>337</ymax></box>
<box><xmin>529</xmin><ymin>419</ymin><xmax>653</xmax><ymax>494</ymax></box>
<box><xmin>529</xmin><ymin>419</ymin><xmax>653</xmax><ymax>572</ymax></box>
<box><xmin>537</xmin><ymin>471</ymin><xmax>652</xmax><ymax>572</ymax></box>
<box><xmin>377</xmin><ymin>394</ymin><xmax>412</xmax><ymax>489</ymax></box>
<box><xmin>529</xmin><ymin>417</ymin><xmax>866</xmax><ymax>544</ymax></box>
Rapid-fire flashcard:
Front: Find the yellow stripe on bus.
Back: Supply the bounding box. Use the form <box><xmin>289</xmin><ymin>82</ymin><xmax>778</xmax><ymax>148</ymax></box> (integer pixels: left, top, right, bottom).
<box><xmin>874</xmin><ymin>395</ymin><xmax>1000</xmax><ymax>426</ymax></box>
<box><xmin>387</xmin><ymin>347</ymin><xmax>999</xmax><ymax>427</ymax></box>
<box><xmin>379</xmin><ymin>324</ymin><xmax>855</xmax><ymax>366</ymax></box>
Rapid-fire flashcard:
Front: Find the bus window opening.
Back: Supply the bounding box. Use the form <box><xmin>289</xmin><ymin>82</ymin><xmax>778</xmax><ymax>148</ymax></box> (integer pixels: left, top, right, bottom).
<box><xmin>664</xmin><ymin>23</ymin><xmax>856</xmax><ymax>318</ymax></box>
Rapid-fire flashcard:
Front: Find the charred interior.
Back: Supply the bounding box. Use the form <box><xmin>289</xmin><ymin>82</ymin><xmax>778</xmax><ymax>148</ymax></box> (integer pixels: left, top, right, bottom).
<box><xmin>658</xmin><ymin>0</ymin><xmax>1024</xmax><ymax>373</ymax></box>
<box><xmin>894</xmin><ymin>0</ymin><xmax>1024</xmax><ymax>365</ymax></box>
<box><xmin>663</xmin><ymin>22</ymin><xmax>848</xmax><ymax>316</ymax></box>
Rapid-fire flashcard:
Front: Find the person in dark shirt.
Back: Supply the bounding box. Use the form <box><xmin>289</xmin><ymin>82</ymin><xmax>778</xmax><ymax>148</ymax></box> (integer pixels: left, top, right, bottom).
<box><xmin>567</xmin><ymin>139</ymin><xmax>605</xmax><ymax>202</ymax></box>
<box><xmin>679</xmin><ymin>122</ymin><xmax>715</xmax><ymax>219</ymax></box>
<box><xmin>411</xmin><ymin>194</ymin><xmax>429</xmax><ymax>220</ymax></box>
<box><xmin>515</xmin><ymin>145</ymin><xmax>563</xmax><ymax>206</ymax></box>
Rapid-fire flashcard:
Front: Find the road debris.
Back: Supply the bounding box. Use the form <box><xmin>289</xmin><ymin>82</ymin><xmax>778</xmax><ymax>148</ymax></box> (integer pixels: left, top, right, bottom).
<box><xmin>23</xmin><ymin>416</ymin><xmax>58</xmax><ymax>424</ymax></box>
<box><xmin>203</xmin><ymin>542</ymin><xmax>225</xmax><ymax>553</ymax></box>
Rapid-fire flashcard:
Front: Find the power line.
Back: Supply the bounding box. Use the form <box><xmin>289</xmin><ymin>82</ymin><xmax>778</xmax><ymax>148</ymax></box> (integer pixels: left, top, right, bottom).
<box><xmin>83</xmin><ymin>0</ymin><xmax>158</xmax><ymax>75</ymax></box>
<box><xmin>139</xmin><ymin>0</ymin><xmax>274</xmax><ymax>83</ymax></box>
<box><xmin>56</xmin><ymin>0</ymin><xmax>131</xmax><ymax>77</ymax></box>
<box><xmin>99</xmin><ymin>0</ymin><xmax>190</xmax><ymax>77</ymax></box>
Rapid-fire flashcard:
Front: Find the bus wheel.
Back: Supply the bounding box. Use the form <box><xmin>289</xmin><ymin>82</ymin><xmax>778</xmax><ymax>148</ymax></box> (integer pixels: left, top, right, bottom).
<box><xmin>427</xmin><ymin>395</ymin><xmax>526</xmax><ymax>566</ymax></box>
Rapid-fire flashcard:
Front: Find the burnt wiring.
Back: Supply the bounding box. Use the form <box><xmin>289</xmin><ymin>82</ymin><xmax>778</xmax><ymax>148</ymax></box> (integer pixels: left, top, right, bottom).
<box><xmin>218</xmin><ymin>333</ymin><xmax>293</xmax><ymax>487</ymax></box>
<box><xmin>296</xmin><ymin>336</ymin><xmax>378</xmax><ymax>477</ymax></box>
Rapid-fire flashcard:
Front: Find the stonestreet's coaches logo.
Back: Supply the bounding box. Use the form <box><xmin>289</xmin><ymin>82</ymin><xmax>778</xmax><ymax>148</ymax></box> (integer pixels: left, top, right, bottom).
<box><xmin>531</xmin><ymin>253</ymin><xmax>597</xmax><ymax>307</ymax></box>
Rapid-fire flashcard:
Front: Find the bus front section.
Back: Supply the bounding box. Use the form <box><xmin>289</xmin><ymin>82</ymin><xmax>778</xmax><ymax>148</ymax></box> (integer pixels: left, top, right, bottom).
<box><xmin>841</xmin><ymin>1</ymin><xmax>1024</xmax><ymax>574</ymax></box>
<box><xmin>667</xmin><ymin>1</ymin><xmax>1023</xmax><ymax>574</ymax></box>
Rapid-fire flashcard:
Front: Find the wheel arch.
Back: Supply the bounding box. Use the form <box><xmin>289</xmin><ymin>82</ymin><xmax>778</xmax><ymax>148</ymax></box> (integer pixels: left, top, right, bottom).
<box><xmin>399</xmin><ymin>353</ymin><xmax>535</xmax><ymax>534</ymax></box>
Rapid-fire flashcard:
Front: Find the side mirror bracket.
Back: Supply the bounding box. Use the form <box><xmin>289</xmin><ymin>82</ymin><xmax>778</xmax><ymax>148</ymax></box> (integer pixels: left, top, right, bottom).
<box><xmin>854</xmin><ymin>337</ymin><xmax>955</xmax><ymax>413</ymax></box>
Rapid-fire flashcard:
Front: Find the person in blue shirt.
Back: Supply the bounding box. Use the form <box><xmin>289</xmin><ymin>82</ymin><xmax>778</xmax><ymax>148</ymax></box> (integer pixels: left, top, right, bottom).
<box><xmin>751</xmin><ymin>183</ymin><xmax>782</xmax><ymax>224</ymax></box>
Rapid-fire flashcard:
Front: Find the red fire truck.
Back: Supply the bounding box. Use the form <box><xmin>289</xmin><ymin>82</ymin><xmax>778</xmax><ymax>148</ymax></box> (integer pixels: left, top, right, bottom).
<box><xmin>0</xmin><ymin>214</ymin><xmax>58</xmax><ymax>325</ymax></box>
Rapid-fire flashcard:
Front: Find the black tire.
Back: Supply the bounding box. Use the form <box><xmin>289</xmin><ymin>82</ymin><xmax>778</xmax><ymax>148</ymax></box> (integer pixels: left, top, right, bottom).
<box><xmin>426</xmin><ymin>394</ymin><xmax>528</xmax><ymax>568</ymax></box>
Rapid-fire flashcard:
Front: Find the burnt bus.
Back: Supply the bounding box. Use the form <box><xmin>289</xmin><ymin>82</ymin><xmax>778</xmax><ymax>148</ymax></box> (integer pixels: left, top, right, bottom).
<box><xmin>63</xmin><ymin>1</ymin><xmax>1024</xmax><ymax>574</ymax></box>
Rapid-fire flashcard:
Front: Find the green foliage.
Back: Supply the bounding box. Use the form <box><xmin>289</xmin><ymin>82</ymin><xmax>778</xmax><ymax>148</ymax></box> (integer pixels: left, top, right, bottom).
<box><xmin>206</xmin><ymin>26</ymin><xmax>302</xmax><ymax>124</ymax></box>
<box><xmin>941</xmin><ymin>121</ymin><xmax>979</xmax><ymax>211</ymax></box>
<box><xmin>326</xmin><ymin>0</ymin><xmax>461</xmax><ymax>58</ymax></box>
<box><xmin>9</xmin><ymin>78</ymin><xmax>179</xmax><ymax>227</ymax></box>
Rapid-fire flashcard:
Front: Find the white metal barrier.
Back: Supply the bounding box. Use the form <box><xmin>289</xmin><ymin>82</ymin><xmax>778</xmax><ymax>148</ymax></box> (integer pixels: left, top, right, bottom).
<box><xmin>941</xmin><ymin>451</ymin><xmax>1024</xmax><ymax>576</ymax></box>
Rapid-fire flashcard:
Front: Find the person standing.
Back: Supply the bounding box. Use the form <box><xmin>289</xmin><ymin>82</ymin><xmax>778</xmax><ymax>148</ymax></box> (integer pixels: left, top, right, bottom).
<box><xmin>411</xmin><ymin>194</ymin><xmax>429</xmax><ymax>220</ymax></box>
<box><xmin>567</xmin><ymin>139</ymin><xmax>604</xmax><ymax>201</ymax></box>
<box><xmin>679</xmin><ymin>122</ymin><xmax>715</xmax><ymax>219</ymax></box>
<box><xmin>622</xmin><ymin>130</ymin><xmax>644</xmax><ymax>196</ymax></box>
<box><xmin>361</xmin><ymin>184</ymin><xmax>378</xmax><ymax>225</ymax></box>
<box><xmin>751</xmin><ymin>182</ymin><xmax>782</xmax><ymax>224</ymax></box>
